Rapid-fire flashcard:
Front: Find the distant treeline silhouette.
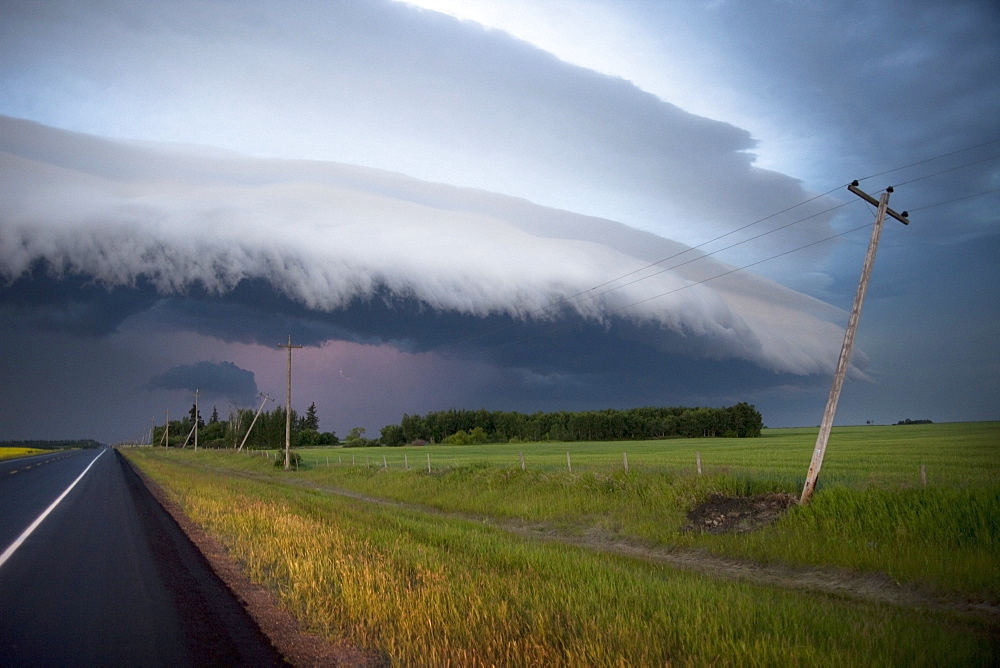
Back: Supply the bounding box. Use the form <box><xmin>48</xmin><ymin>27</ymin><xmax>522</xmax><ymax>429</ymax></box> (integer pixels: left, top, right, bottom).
<box><xmin>380</xmin><ymin>403</ymin><xmax>763</xmax><ymax>446</ymax></box>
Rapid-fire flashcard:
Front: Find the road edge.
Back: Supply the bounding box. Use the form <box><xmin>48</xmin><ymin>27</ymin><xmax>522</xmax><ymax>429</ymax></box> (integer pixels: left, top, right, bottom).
<box><xmin>119</xmin><ymin>451</ymin><xmax>386</xmax><ymax>667</ymax></box>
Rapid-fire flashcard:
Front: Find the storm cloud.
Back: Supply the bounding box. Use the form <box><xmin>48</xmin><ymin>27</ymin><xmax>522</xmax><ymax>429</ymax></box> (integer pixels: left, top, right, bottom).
<box><xmin>0</xmin><ymin>116</ymin><xmax>853</xmax><ymax>379</ymax></box>
<box><xmin>147</xmin><ymin>361</ymin><xmax>259</xmax><ymax>407</ymax></box>
<box><xmin>0</xmin><ymin>0</ymin><xmax>996</xmax><ymax>443</ymax></box>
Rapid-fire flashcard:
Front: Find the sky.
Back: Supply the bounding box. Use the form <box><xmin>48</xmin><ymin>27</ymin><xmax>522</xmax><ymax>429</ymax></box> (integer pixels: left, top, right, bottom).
<box><xmin>1</xmin><ymin>0</ymin><xmax>998</xmax><ymax>444</ymax></box>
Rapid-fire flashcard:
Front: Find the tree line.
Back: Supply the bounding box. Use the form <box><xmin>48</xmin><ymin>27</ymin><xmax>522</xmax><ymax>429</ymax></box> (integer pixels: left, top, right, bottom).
<box><xmin>149</xmin><ymin>401</ymin><xmax>763</xmax><ymax>450</ymax></box>
<box><xmin>151</xmin><ymin>401</ymin><xmax>338</xmax><ymax>449</ymax></box>
<box><xmin>376</xmin><ymin>403</ymin><xmax>763</xmax><ymax>446</ymax></box>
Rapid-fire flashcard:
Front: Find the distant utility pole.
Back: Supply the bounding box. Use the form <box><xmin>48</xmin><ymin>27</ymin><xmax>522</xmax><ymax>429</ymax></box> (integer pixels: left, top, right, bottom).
<box><xmin>238</xmin><ymin>392</ymin><xmax>274</xmax><ymax>452</ymax></box>
<box><xmin>800</xmin><ymin>181</ymin><xmax>909</xmax><ymax>504</ymax></box>
<box><xmin>164</xmin><ymin>409</ymin><xmax>169</xmax><ymax>447</ymax></box>
<box><xmin>279</xmin><ymin>336</ymin><xmax>303</xmax><ymax>470</ymax></box>
<box><xmin>193</xmin><ymin>389</ymin><xmax>201</xmax><ymax>452</ymax></box>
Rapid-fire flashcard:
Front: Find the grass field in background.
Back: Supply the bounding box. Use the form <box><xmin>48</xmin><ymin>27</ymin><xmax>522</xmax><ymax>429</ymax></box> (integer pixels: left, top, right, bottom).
<box><xmin>296</xmin><ymin>421</ymin><xmax>998</xmax><ymax>487</ymax></box>
<box><xmin>126</xmin><ymin>422</ymin><xmax>999</xmax><ymax>664</ymax></box>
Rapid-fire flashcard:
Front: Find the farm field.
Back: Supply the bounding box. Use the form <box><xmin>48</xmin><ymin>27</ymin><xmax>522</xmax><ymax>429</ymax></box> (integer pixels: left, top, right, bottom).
<box><xmin>124</xmin><ymin>422</ymin><xmax>999</xmax><ymax>665</ymax></box>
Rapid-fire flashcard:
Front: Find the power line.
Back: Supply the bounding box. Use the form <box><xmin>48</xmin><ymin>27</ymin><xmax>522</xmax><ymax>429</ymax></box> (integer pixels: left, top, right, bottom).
<box><xmin>856</xmin><ymin>136</ymin><xmax>1000</xmax><ymax>183</ymax></box>
<box><xmin>908</xmin><ymin>184</ymin><xmax>1000</xmax><ymax>212</ymax></box>
<box><xmin>439</xmin><ymin>185</ymin><xmax>848</xmax><ymax>353</ymax></box>
<box><xmin>577</xmin><ymin>200</ymin><xmax>854</xmax><ymax>306</ymax></box>
<box><xmin>363</xmin><ymin>138</ymin><xmax>998</xmax><ymax>371</ymax></box>
<box><xmin>463</xmin><ymin>213</ymin><xmax>877</xmax><ymax>360</ymax></box>
<box><xmin>890</xmin><ymin>153</ymin><xmax>1000</xmax><ymax>189</ymax></box>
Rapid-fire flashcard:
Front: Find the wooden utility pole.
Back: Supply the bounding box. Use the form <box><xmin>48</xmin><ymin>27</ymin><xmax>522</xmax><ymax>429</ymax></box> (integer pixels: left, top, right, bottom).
<box><xmin>193</xmin><ymin>389</ymin><xmax>200</xmax><ymax>451</ymax></box>
<box><xmin>164</xmin><ymin>409</ymin><xmax>169</xmax><ymax>447</ymax></box>
<box><xmin>279</xmin><ymin>336</ymin><xmax>303</xmax><ymax>470</ymax></box>
<box><xmin>800</xmin><ymin>182</ymin><xmax>908</xmax><ymax>504</ymax></box>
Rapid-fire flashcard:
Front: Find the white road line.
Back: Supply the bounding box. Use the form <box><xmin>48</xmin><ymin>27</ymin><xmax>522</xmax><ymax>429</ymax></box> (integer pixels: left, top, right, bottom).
<box><xmin>0</xmin><ymin>449</ymin><xmax>107</xmax><ymax>569</ymax></box>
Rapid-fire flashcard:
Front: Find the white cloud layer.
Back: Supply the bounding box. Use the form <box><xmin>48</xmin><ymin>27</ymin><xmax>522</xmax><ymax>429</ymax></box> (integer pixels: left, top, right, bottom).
<box><xmin>1</xmin><ymin>116</ymin><xmax>853</xmax><ymax>377</ymax></box>
<box><xmin>0</xmin><ymin>0</ymin><xmax>841</xmax><ymax>282</ymax></box>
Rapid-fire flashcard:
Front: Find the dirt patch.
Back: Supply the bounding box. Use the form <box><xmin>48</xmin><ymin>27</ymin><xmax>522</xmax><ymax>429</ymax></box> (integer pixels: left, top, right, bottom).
<box><xmin>684</xmin><ymin>493</ymin><xmax>798</xmax><ymax>534</ymax></box>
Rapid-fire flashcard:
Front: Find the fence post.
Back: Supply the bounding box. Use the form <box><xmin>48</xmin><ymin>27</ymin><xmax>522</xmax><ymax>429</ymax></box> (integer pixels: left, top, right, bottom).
<box><xmin>427</xmin><ymin>453</ymin><xmax>431</xmax><ymax>473</ymax></box>
<box><xmin>920</xmin><ymin>464</ymin><xmax>927</xmax><ymax>486</ymax></box>
<box><xmin>383</xmin><ymin>455</ymin><xmax>387</xmax><ymax>469</ymax></box>
<box><xmin>520</xmin><ymin>452</ymin><xmax>525</xmax><ymax>471</ymax></box>
<box><xmin>697</xmin><ymin>451</ymin><xmax>702</xmax><ymax>475</ymax></box>
<box><xmin>567</xmin><ymin>452</ymin><xmax>572</xmax><ymax>473</ymax></box>
<box><xmin>623</xmin><ymin>452</ymin><xmax>629</xmax><ymax>473</ymax></box>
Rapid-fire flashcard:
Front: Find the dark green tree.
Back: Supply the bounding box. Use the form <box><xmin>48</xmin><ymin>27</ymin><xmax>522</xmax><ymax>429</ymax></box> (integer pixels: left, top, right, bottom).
<box><xmin>188</xmin><ymin>403</ymin><xmax>204</xmax><ymax>429</ymax></box>
<box><xmin>303</xmin><ymin>402</ymin><xmax>319</xmax><ymax>431</ymax></box>
<box><xmin>379</xmin><ymin>424</ymin><xmax>406</xmax><ymax>447</ymax></box>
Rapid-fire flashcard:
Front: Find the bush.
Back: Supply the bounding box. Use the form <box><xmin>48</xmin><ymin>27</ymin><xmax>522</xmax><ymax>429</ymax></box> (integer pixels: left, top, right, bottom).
<box><xmin>274</xmin><ymin>451</ymin><xmax>303</xmax><ymax>468</ymax></box>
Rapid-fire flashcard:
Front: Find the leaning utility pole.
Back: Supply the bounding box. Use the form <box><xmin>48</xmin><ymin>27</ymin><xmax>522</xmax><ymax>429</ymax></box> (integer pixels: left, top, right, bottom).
<box><xmin>800</xmin><ymin>181</ymin><xmax>908</xmax><ymax>504</ymax></box>
<box><xmin>279</xmin><ymin>336</ymin><xmax>303</xmax><ymax>470</ymax></box>
<box><xmin>238</xmin><ymin>392</ymin><xmax>274</xmax><ymax>452</ymax></box>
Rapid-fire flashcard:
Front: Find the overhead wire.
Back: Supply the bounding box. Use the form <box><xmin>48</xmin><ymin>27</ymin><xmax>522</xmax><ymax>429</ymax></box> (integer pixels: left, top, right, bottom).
<box><xmin>855</xmin><ymin>136</ymin><xmax>1000</xmax><ymax>184</ymax></box>
<box><xmin>361</xmin><ymin>136</ymin><xmax>1000</xmax><ymax>372</ymax></box>
<box><xmin>908</xmin><ymin>185</ymin><xmax>1000</xmax><ymax>212</ymax></box>
<box><xmin>472</xmin><ymin>208</ymin><xmax>877</xmax><ymax>357</ymax></box>
<box><xmin>435</xmin><ymin>184</ymin><xmax>848</xmax><ymax>353</ymax></box>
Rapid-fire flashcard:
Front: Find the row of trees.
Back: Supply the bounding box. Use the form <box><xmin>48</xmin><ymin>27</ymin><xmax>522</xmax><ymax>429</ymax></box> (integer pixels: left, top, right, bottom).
<box><xmin>377</xmin><ymin>403</ymin><xmax>763</xmax><ymax>446</ymax></box>
<box><xmin>148</xmin><ymin>401</ymin><xmax>762</xmax><ymax>450</ymax></box>
<box><xmin>151</xmin><ymin>402</ymin><xmax>338</xmax><ymax>449</ymax></box>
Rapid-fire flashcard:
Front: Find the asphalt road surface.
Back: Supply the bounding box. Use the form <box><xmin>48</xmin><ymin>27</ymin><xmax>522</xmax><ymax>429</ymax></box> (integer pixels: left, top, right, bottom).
<box><xmin>0</xmin><ymin>447</ymin><xmax>287</xmax><ymax>666</ymax></box>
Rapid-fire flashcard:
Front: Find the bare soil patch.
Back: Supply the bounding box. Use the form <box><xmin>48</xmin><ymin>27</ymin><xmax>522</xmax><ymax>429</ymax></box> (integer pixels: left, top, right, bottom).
<box><xmin>683</xmin><ymin>493</ymin><xmax>798</xmax><ymax>534</ymax></box>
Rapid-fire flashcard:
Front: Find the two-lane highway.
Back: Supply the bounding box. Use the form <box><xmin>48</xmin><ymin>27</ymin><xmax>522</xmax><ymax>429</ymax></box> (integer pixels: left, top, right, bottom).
<box><xmin>0</xmin><ymin>447</ymin><xmax>286</xmax><ymax>666</ymax></box>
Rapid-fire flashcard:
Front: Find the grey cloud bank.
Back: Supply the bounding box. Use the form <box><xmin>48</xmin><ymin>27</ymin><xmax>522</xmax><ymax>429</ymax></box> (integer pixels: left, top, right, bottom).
<box><xmin>1</xmin><ymin>116</ymin><xmax>850</xmax><ymax>378</ymax></box>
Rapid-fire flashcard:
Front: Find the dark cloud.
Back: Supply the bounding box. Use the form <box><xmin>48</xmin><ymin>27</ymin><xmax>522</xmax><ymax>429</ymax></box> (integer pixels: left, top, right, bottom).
<box><xmin>0</xmin><ymin>116</ymin><xmax>852</xmax><ymax>378</ymax></box>
<box><xmin>0</xmin><ymin>260</ymin><xmax>161</xmax><ymax>336</ymax></box>
<box><xmin>146</xmin><ymin>360</ymin><xmax>259</xmax><ymax>407</ymax></box>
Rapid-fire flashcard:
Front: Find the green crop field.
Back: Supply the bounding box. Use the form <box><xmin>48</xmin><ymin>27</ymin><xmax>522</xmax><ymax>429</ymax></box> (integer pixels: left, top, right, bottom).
<box><xmin>125</xmin><ymin>422</ymin><xmax>999</xmax><ymax>665</ymax></box>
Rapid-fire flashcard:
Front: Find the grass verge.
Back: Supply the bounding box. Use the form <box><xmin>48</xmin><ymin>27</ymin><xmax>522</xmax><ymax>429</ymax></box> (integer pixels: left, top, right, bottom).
<box><xmin>126</xmin><ymin>436</ymin><xmax>998</xmax><ymax>665</ymax></box>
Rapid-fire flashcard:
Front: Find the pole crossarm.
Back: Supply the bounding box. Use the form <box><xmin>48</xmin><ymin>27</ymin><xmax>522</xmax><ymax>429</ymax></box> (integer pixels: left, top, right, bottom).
<box><xmin>848</xmin><ymin>181</ymin><xmax>910</xmax><ymax>225</ymax></box>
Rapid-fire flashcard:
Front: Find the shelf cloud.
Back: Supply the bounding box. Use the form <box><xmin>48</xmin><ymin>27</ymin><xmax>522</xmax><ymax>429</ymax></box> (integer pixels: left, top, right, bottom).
<box><xmin>1</xmin><ymin>116</ymin><xmax>856</xmax><ymax>380</ymax></box>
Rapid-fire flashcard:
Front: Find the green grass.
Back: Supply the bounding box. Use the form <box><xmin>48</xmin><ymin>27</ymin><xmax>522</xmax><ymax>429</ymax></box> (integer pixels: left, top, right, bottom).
<box><xmin>125</xmin><ymin>422</ymin><xmax>1000</xmax><ymax>664</ymax></box>
<box><xmin>255</xmin><ymin>422</ymin><xmax>999</xmax><ymax>595</ymax></box>
<box><xmin>292</xmin><ymin>422</ymin><xmax>997</xmax><ymax>490</ymax></box>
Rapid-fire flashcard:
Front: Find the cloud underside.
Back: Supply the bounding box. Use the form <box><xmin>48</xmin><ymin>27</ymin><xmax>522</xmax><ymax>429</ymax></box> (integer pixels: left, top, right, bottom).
<box><xmin>146</xmin><ymin>360</ymin><xmax>259</xmax><ymax>406</ymax></box>
<box><xmin>0</xmin><ymin>116</ymin><xmax>860</xmax><ymax>378</ymax></box>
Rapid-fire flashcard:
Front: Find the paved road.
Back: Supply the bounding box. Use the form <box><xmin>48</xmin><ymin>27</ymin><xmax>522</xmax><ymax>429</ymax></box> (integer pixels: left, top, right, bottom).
<box><xmin>0</xmin><ymin>448</ymin><xmax>286</xmax><ymax>666</ymax></box>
